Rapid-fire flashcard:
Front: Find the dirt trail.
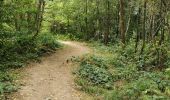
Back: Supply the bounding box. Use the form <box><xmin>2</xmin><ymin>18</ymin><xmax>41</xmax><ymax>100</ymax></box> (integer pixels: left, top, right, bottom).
<box><xmin>12</xmin><ymin>41</ymin><xmax>90</xmax><ymax>100</ymax></box>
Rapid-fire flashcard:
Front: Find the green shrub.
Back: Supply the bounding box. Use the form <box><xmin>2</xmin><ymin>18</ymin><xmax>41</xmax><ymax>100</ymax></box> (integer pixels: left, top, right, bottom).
<box><xmin>78</xmin><ymin>63</ymin><xmax>113</xmax><ymax>88</ymax></box>
<box><xmin>78</xmin><ymin>55</ymin><xmax>109</xmax><ymax>69</ymax></box>
<box><xmin>14</xmin><ymin>36</ymin><xmax>37</xmax><ymax>54</ymax></box>
<box><xmin>0</xmin><ymin>32</ymin><xmax>61</xmax><ymax>70</ymax></box>
<box><xmin>74</xmin><ymin>41</ymin><xmax>170</xmax><ymax>99</ymax></box>
<box><xmin>38</xmin><ymin>33</ymin><xmax>61</xmax><ymax>51</ymax></box>
<box><xmin>112</xmin><ymin>40</ymin><xmax>168</xmax><ymax>71</ymax></box>
<box><xmin>0</xmin><ymin>71</ymin><xmax>18</xmax><ymax>98</ymax></box>
<box><xmin>74</xmin><ymin>55</ymin><xmax>113</xmax><ymax>89</ymax></box>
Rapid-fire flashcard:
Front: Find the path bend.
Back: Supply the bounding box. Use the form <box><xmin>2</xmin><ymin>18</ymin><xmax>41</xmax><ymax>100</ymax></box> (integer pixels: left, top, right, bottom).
<box><xmin>12</xmin><ymin>41</ymin><xmax>90</xmax><ymax>100</ymax></box>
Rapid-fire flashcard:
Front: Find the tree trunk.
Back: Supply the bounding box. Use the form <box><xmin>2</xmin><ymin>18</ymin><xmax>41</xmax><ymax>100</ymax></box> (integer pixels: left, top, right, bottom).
<box><xmin>104</xmin><ymin>0</ymin><xmax>110</xmax><ymax>44</ymax></box>
<box><xmin>135</xmin><ymin>8</ymin><xmax>141</xmax><ymax>52</ymax></box>
<box><xmin>85</xmin><ymin>0</ymin><xmax>88</xmax><ymax>40</ymax></box>
<box><xmin>119</xmin><ymin>0</ymin><xmax>126</xmax><ymax>44</ymax></box>
<box><xmin>141</xmin><ymin>0</ymin><xmax>147</xmax><ymax>54</ymax></box>
<box><xmin>34</xmin><ymin>0</ymin><xmax>45</xmax><ymax>37</ymax></box>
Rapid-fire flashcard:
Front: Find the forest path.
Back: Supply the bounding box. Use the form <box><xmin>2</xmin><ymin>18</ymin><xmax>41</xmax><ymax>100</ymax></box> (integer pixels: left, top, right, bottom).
<box><xmin>12</xmin><ymin>41</ymin><xmax>90</xmax><ymax>100</ymax></box>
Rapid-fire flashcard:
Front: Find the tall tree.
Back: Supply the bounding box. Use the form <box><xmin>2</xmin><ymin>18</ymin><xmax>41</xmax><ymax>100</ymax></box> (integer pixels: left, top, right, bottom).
<box><xmin>119</xmin><ymin>0</ymin><xmax>126</xmax><ymax>44</ymax></box>
<box><xmin>35</xmin><ymin>0</ymin><xmax>46</xmax><ymax>36</ymax></box>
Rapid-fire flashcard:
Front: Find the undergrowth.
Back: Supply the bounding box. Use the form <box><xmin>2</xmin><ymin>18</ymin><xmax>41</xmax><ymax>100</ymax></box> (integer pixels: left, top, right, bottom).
<box><xmin>74</xmin><ymin>40</ymin><xmax>170</xmax><ymax>100</ymax></box>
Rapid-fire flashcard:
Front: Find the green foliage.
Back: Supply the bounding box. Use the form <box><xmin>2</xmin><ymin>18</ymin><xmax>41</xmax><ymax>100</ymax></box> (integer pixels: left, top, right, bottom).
<box><xmin>76</xmin><ymin>55</ymin><xmax>113</xmax><ymax>89</ymax></box>
<box><xmin>105</xmin><ymin>72</ymin><xmax>170</xmax><ymax>100</ymax></box>
<box><xmin>0</xmin><ymin>71</ymin><xmax>18</xmax><ymax>99</ymax></box>
<box><xmin>79</xmin><ymin>64</ymin><xmax>112</xmax><ymax>86</ymax></box>
<box><xmin>75</xmin><ymin>77</ymin><xmax>105</xmax><ymax>95</ymax></box>
<box><xmin>38</xmin><ymin>33</ymin><xmax>61</xmax><ymax>52</ymax></box>
<box><xmin>0</xmin><ymin>33</ymin><xmax>61</xmax><ymax>70</ymax></box>
<box><xmin>112</xmin><ymin>40</ymin><xmax>169</xmax><ymax>71</ymax></box>
<box><xmin>78</xmin><ymin>55</ymin><xmax>109</xmax><ymax>69</ymax></box>
<box><xmin>55</xmin><ymin>34</ymin><xmax>79</xmax><ymax>41</ymax></box>
<box><xmin>74</xmin><ymin>41</ymin><xmax>170</xmax><ymax>100</ymax></box>
<box><xmin>3</xmin><ymin>33</ymin><xmax>59</xmax><ymax>63</ymax></box>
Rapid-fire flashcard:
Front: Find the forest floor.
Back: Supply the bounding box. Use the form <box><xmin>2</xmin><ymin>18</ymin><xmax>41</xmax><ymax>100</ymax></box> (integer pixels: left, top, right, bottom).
<box><xmin>9</xmin><ymin>41</ymin><xmax>91</xmax><ymax>100</ymax></box>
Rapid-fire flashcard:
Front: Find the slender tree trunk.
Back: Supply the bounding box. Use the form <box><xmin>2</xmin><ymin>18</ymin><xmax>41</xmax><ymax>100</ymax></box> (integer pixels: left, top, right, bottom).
<box><xmin>0</xmin><ymin>1</ymin><xmax>3</xmax><ymax>30</ymax></box>
<box><xmin>85</xmin><ymin>0</ymin><xmax>88</xmax><ymax>39</ymax></box>
<box><xmin>104</xmin><ymin>0</ymin><xmax>110</xmax><ymax>44</ymax></box>
<box><xmin>149</xmin><ymin>15</ymin><xmax>154</xmax><ymax>41</ymax></box>
<box><xmin>135</xmin><ymin>8</ymin><xmax>141</xmax><ymax>52</ymax></box>
<box><xmin>141</xmin><ymin>0</ymin><xmax>147</xmax><ymax>54</ymax></box>
<box><xmin>34</xmin><ymin>0</ymin><xmax>45</xmax><ymax>37</ymax></box>
<box><xmin>119</xmin><ymin>0</ymin><xmax>126</xmax><ymax>44</ymax></box>
<box><xmin>125</xmin><ymin>6</ymin><xmax>132</xmax><ymax>37</ymax></box>
<box><xmin>159</xmin><ymin>0</ymin><xmax>165</xmax><ymax>45</ymax></box>
<box><xmin>95</xmin><ymin>0</ymin><xmax>100</xmax><ymax>40</ymax></box>
<box><xmin>116</xmin><ymin>2</ymin><xmax>119</xmax><ymax>38</ymax></box>
<box><xmin>14</xmin><ymin>14</ymin><xmax>20</xmax><ymax>31</ymax></box>
<box><xmin>166</xmin><ymin>18</ymin><xmax>170</xmax><ymax>40</ymax></box>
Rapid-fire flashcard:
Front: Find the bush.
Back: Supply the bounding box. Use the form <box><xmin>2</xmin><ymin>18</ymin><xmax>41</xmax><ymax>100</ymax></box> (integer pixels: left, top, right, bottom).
<box><xmin>78</xmin><ymin>55</ymin><xmax>109</xmax><ymax>69</ymax></box>
<box><xmin>78</xmin><ymin>64</ymin><xmax>113</xmax><ymax>87</ymax></box>
<box><xmin>0</xmin><ymin>71</ymin><xmax>18</xmax><ymax>99</ymax></box>
<box><xmin>38</xmin><ymin>33</ymin><xmax>61</xmax><ymax>51</ymax></box>
<box><xmin>113</xmin><ymin>40</ymin><xmax>168</xmax><ymax>71</ymax></box>
<box><xmin>75</xmin><ymin>55</ymin><xmax>113</xmax><ymax>88</ymax></box>
<box><xmin>0</xmin><ymin>32</ymin><xmax>61</xmax><ymax>70</ymax></box>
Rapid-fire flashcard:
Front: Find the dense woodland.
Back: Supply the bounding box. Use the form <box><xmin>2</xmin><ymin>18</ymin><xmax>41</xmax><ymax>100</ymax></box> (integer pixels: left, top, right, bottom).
<box><xmin>0</xmin><ymin>0</ymin><xmax>170</xmax><ymax>99</ymax></box>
